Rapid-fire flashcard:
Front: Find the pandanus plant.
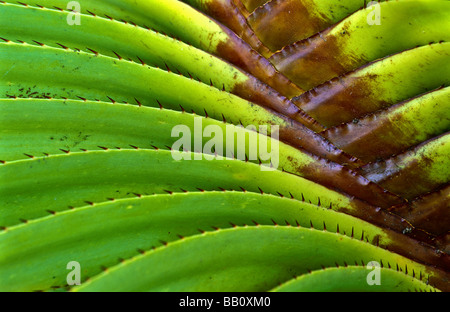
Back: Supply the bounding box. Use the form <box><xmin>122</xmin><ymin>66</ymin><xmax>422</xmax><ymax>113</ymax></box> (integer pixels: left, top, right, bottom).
<box><xmin>0</xmin><ymin>0</ymin><xmax>449</xmax><ymax>292</ymax></box>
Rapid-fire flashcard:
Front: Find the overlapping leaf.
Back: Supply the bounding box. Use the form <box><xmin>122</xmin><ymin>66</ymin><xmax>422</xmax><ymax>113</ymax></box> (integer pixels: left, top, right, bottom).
<box><xmin>1</xmin><ymin>0</ymin><xmax>449</xmax><ymax>292</ymax></box>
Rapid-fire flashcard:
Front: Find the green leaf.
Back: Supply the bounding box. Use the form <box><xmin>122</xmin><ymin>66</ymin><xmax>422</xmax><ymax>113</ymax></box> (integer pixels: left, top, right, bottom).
<box><xmin>72</xmin><ymin>226</ymin><xmax>443</xmax><ymax>292</ymax></box>
<box><xmin>0</xmin><ymin>98</ymin><xmax>399</xmax><ymax>212</ymax></box>
<box><xmin>0</xmin><ymin>191</ymin><xmax>394</xmax><ymax>291</ymax></box>
<box><xmin>0</xmin><ymin>3</ymin><xmax>292</xmax><ymax>115</ymax></box>
<box><xmin>0</xmin><ymin>149</ymin><xmax>355</xmax><ymax>227</ymax></box>
<box><xmin>6</xmin><ymin>0</ymin><xmax>303</xmax><ymax>98</ymax></box>
<box><xmin>0</xmin><ymin>42</ymin><xmax>330</xmax><ymax>156</ymax></box>
<box><xmin>270</xmin><ymin>266</ymin><xmax>439</xmax><ymax>292</ymax></box>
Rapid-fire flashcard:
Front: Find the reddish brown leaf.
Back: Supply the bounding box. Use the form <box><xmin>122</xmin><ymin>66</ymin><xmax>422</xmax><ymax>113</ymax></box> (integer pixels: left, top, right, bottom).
<box><xmin>231</xmin><ymin>76</ymin><xmax>321</xmax><ymax>132</ymax></box>
<box><xmin>269</xmin><ymin>31</ymin><xmax>352</xmax><ymax>90</ymax></box>
<box><xmin>336</xmin><ymin>197</ymin><xmax>449</xmax><ymax>273</ymax></box>
<box><xmin>291</xmin><ymin>44</ymin><xmax>450</xmax><ymax>127</ymax></box>
<box><xmin>435</xmin><ymin>232</ymin><xmax>450</xmax><ymax>255</ymax></box>
<box><xmin>293</xmin><ymin>73</ymin><xmax>386</xmax><ymax>127</ymax></box>
<box><xmin>232</xmin><ymin>0</ymin><xmax>250</xmax><ymax>18</ymax></box>
<box><xmin>269</xmin><ymin>113</ymin><xmax>364</xmax><ymax>168</ymax></box>
<box><xmin>321</xmin><ymin>87</ymin><xmax>450</xmax><ymax>163</ymax></box>
<box><xmin>286</xmin><ymin>153</ymin><xmax>405</xmax><ymax>210</ymax></box>
<box><xmin>392</xmin><ymin>184</ymin><xmax>450</xmax><ymax>236</ymax></box>
<box><xmin>360</xmin><ymin>133</ymin><xmax>450</xmax><ymax>200</ymax></box>
<box><xmin>217</xmin><ymin>25</ymin><xmax>305</xmax><ymax>99</ymax></box>
<box><xmin>269</xmin><ymin>1</ymin><xmax>450</xmax><ymax>91</ymax></box>
<box><xmin>189</xmin><ymin>0</ymin><xmax>272</xmax><ymax>57</ymax></box>
<box><xmin>248</xmin><ymin>0</ymin><xmax>331</xmax><ymax>52</ymax></box>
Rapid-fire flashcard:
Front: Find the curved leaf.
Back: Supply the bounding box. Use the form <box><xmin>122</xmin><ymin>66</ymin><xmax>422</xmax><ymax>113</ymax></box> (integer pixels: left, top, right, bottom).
<box><xmin>0</xmin><ymin>98</ymin><xmax>404</xmax><ymax>213</ymax></box>
<box><xmin>0</xmin><ymin>41</ymin><xmax>328</xmax><ymax>141</ymax></box>
<box><xmin>72</xmin><ymin>226</ymin><xmax>447</xmax><ymax>292</ymax></box>
<box><xmin>8</xmin><ymin>0</ymin><xmax>303</xmax><ymax>98</ymax></box>
<box><xmin>0</xmin><ymin>3</ymin><xmax>304</xmax><ymax>123</ymax></box>
<box><xmin>0</xmin><ymin>42</ymin><xmax>368</xmax><ymax>171</ymax></box>
<box><xmin>0</xmin><ymin>149</ymin><xmax>359</xmax><ymax>227</ymax></box>
<box><xmin>0</xmin><ymin>191</ymin><xmax>394</xmax><ymax>291</ymax></box>
<box><xmin>270</xmin><ymin>266</ymin><xmax>439</xmax><ymax>292</ymax></box>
